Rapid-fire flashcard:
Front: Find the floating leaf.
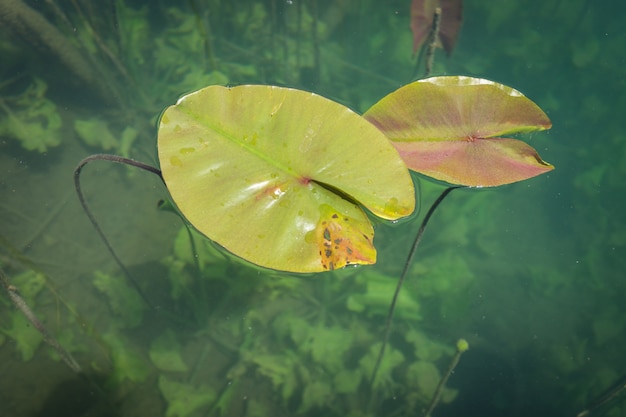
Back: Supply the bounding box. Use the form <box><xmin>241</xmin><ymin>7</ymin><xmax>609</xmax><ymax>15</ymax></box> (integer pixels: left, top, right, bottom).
<box><xmin>364</xmin><ymin>76</ymin><xmax>553</xmax><ymax>187</ymax></box>
<box><xmin>315</xmin><ymin>204</ymin><xmax>375</xmax><ymax>271</ymax></box>
<box><xmin>158</xmin><ymin>85</ymin><xmax>415</xmax><ymax>272</ymax></box>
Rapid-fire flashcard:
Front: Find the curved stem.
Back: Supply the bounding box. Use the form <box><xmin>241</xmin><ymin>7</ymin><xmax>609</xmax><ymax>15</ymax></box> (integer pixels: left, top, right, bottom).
<box><xmin>73</xmin><ymin>154</ymin><xmax>163</xmax><ymax>309</ymax></box>
<box><xmin>368</xmin><ymin>186</ymin><xmax>461</xmax><ymax>395</ymax></box>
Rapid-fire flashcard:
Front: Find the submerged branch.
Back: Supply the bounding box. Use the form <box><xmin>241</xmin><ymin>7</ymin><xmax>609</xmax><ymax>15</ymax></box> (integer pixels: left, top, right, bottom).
<box><xmin>0</xmin><ymin>266</ymin><xmax>81</xmax><ymax>374</ymax></box>
<box><xmin>424</xmin><ymin>7</ymin><xmax>442</xmax><ymax>78</ymax></box>
<box><xmin>368</xmin><ymin>186</ymin><xmax>460</xmax><ymax>406</ymax></box>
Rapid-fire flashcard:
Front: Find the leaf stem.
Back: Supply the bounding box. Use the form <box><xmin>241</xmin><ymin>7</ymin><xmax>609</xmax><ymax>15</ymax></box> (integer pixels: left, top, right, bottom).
<box><xmin>368</xmin><ymin>186</ymin><xmax>460</xmax><ymax>400</ymax></box>
<box><xmin>422</xmin><ymin>338</ymin><xmax>469</xmax><ymax>417</ymax></box>
<box><xmin>424</xmin><ymin>7</ymin><xmax>442</xmax><ymax>78</ymax></box>
<box><xmin>74</xmin><ymin>154</ymin><xmax>163</xmax><ymax>309</ymax></box>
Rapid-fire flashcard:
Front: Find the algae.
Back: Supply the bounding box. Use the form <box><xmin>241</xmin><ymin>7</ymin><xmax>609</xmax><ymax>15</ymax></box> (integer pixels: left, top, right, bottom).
<box><xmin>149</xmin><ymin>329</ymin><xmax>188</xmax><ymax>373</ymax></box>
<box><xmin>0</xmin><ymin>78</ymin><xmax>62</xmax><ymax>152</ymax></box>
<box><xmin>93</xmin><ymin>271</ymin><xmax>145</xmax><ymax>329</ymax></box>
<box><xmin>158</xmin><ymin>375</ymin><xmax>216</xmax><ymax>417</ymax></box>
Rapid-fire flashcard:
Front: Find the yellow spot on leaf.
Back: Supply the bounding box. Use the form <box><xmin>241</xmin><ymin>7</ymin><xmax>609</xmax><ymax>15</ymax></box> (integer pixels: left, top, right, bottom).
<box><xmin>170</xmin><ymin>156</ymin><xmax>182</xmax><ymax>166</ymax></box>
<box><xmin>315</xmin><ymin>204</ymin><xmax>376</xmax><ymax>270</ymax></box>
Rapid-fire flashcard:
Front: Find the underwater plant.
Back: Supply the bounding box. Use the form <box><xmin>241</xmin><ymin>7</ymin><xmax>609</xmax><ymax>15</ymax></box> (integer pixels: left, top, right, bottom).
<box><xmin>0</xmin><ymin>267</ymin><xmax>80</xmax><ymax>372</ymax></box>
<box><xmin>71</xmin><ymin>73</ymin><xmax>553</xmax><ymax>416</ymax></box>
<box><xmin>364</xmin><ymin>76</ymin><xmax>553</xmax><ymax>187</ymax></box>
<box><xmin>75</xmin><ymin>84</ymin><xmax>415</xmax><ymax>280</ymax></box>
<box><xmin>362</xmin><ymin>74</ymin><xmax>553</xmax><ymax>393</ymax></box>
<box><xmin>411</xmin><ymin>0</ymin><xmax>463</xmax><ymax>56</ymax></box>
<box><xmin>0</xmin><ymin>78</ymin><xmax>63</xmax><ymax>152</ymax></box>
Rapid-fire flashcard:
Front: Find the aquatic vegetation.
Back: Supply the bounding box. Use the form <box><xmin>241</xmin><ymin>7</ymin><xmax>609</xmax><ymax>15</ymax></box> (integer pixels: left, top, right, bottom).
<box><xmin>74</xmin><ymin>118</ymin><xmax>139</xmax><ymax>157</ymax></box>
<box><xmin>7</xmin><ymin>269</ymin><xmax>45</xmax><ymax>302</ymax></box>
<box><xmin>0</xmin><ymin>78</ymin><xmax>62</xmax><ymax>152</ymax></box>
<box><xmin>0</xmin><ymin>270</ymin><xmax>45</xmax><ymax>361</ymax></box>
<box><xmin>12</xmin><ymin>1</ymin><xmax>626</xmax><ymax>417</ymax></box>
<box><xmin>405</xmin><ymin>329</ymin><xmax>454</xmax><ymax>362</ymax></box>
<box><xmin>2</xmin><ymin>308</ymin><xmax>43</xmax><ymax>361</ymax></box>
<box><xmin>0</xmin><ymin>0</ymin><xmax>114</xmax><ymax>103</ymax></box>
<box><xmin>158</xmin><ymin>84</ymin><xmax>415</xmax><ymax>272</ymax></box>
<box><xmin>407</xmin><ymin>361</ymin><xmax>456</xmax><ymax>405</ymax></box>
<box><xmin>361</xmin><ymin>74</ymin><xmax>553</xmax><ymax>393</ymax></box>
<box><xmin>158</xmin><ymin>375</ymin><xmax>216</xmax><ymax>417</ymax></box>
<box><xmin>364</xmin><ymin>76</ymin><xmax>553</xmax><ymax>187</ymax></box>
<box><xmin>68</xmin><ymin>71</ymin><xmax>555</xmax><ymax>416</ymax></box>
<box><xmin>149</xmin><ymin>329</ymin><xmax>188</xmax><ymax>373</ymax></box>
<box><xmin>411</xmin><ymin>0</ymin><xmax>463</xmax><ymax>56</ymax></box>
<box><xmin>152</xmin><ymin>232</ymin><xmax>470</xmax><ymax>416</ymax></box>
<box><xmin>74</xmin><ymin>118</ymin><xmax>118</xmax><ymax>151</ymax></box>
<box><xmin>93</xmin><ymin>271</ymin><xmax>145</xmax><ymax>329</ymax></box>
<box><xmin>421</xmin><ymin>338</ymin><xmax>469</xmax><ymax>416</ymax></box>
<box><xmin>101</xmin><ymin>330</ymin><xmax>151</xmax><ymax>384</ymax></box>
<box><xmin>347</xmin><ymin>270</ymin><xmax>421</xmax><ymax>320</ymax></box>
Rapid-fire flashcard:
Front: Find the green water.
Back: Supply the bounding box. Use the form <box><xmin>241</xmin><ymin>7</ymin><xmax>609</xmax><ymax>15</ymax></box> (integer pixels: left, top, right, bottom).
<box><xmin>1</xmin><ymin>1</ymin><xmax>625</xmax><ymax>416</ymax></box>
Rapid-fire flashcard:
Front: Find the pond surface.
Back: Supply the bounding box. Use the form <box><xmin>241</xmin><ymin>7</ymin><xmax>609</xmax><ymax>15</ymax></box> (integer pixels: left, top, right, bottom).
<box><xmin>1</xmin><ymin>1</ymin><xmax>625</xmax><ymax>416</ymax></box>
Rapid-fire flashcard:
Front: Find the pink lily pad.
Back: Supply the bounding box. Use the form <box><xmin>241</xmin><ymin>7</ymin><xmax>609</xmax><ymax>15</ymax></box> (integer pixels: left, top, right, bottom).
<box><xmin>364</xmin><ymin>76</ymin><xmax>553</xmax><ymax>187</ymax></box>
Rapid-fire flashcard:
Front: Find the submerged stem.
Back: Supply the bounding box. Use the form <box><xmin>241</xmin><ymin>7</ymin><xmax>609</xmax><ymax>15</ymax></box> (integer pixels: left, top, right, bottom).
<box><xmin>422</xmin><ymin>338</ymin><xmax>469</xmax><ymax>417</ymax></box>
<box><xmin>423</xmin><ymin>7</ymin><xmax>442</xmax><ymax>78</ymax></box>
<box><xmin>0</xmin><ymin>266</ymin><xmax>81</xmax><ymax>373</ymax></box>
<box><xmin>73</xmin><ymin>154</ymin><xmax>163</xmax><ymax>309</ymax></box>
<box><xmin>368</xmin><ymin>186</ymin><xmax>460</xmax><ymax>398</ymax></box>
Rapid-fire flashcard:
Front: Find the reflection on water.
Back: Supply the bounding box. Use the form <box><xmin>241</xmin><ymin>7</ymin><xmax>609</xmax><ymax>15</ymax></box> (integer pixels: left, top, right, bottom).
<box><xmin>1</xmin><ymin>1</ymin><xmax>626</xmax><ymax>416</ymax></box>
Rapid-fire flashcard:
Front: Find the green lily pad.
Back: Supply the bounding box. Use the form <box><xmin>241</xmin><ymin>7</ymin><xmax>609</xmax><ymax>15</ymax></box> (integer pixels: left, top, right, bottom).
<box><xmin>158</xmin><ymin>85</ymin><xmax>415</xmax><ymax>272</ymax></box>
<box><xmin>364</xmin><ymin>76</ymin><xmax>554</xmax><ymax>187</ymax></box>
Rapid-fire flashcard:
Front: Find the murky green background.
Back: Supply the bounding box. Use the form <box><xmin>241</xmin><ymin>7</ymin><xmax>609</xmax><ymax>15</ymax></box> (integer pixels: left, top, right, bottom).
<box><xmin>1</xmin><ymin>1</ymin><xmax>625</xmax><ymax>416</ymax></box>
